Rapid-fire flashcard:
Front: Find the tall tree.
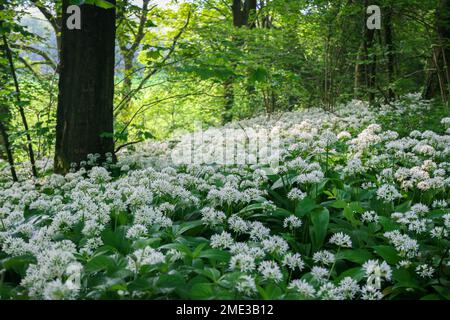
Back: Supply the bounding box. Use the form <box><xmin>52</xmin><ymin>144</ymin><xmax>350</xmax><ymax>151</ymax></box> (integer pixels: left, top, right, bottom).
<box><xmin>2</xmin><ymin>33</ymin><xmax>38</xmax><ymax>178</ymax></box>
<box><xmin>354</xmin><ymin>0</ymin><xmax>377</xmax><ymax>102</ymax></box>
<box><xmin>423</xmin><ymin>0</ymin><xmax>450</xmax><ymax>104</ymax></box>
<box><xmin>54</xmin><ymin>0</ymin><xmax>116</xmax><ymax>173</ymax></box>
<box><xmin>384</xmin><ymin>4</ymin><xmax>396</xmax><ymax>101</ymax></box>
<box><xmin>30</xmin><ymin>0</ymin><xmax>62</xmax><ymax>67</ymax></box>
<box><xmin>223</xmin><ymin>0</ymin><xmax>258</xmax><ymax>124</ymax></box>
<box><xmin>0</xmin><ymin>29</ymin><xmax>18</xmax><ymax>181</ymax></box>
<box><xmin>117</xmin><ymin>0</ymin><xmax>153</xmax><ymax>113</ymax></box>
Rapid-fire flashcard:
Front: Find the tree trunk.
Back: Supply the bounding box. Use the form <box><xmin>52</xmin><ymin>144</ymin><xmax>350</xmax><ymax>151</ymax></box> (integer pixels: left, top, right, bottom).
<box><xmin>116</xmin><ymin>0</ymin><xmax>151</xmax><ymax>116</ymax></box>
<box><xmin>223</xmin><ymin>0</ymin><xmax>258</xmax><ymax>124</ymax></box>
<box><xmin>0</xmin><ymin>41</ymin><xmax>9</xmax><ymax>161</ymax></box>
<box><xmin>423</xmin><ymin>0</ymin><xmax>450</xmax><ymax>103</ymax></box>
<box><xmin>367</xmin><ymin>30</ymin><xmax>377</xmax><ymax>103</ymax></box>
<box><xmin>54</xmin><ymin>1</ymin><xmax>116</xmax><ymax>173</ymax></box>
<box><xmin>2</xmin><ymin>34</ymin><xmax>38</xmax><ymax>178</ymax></box>
<box><xmin>222</xmin><ymin>78</ymin><xmax>234</xmax><ymax>125</ymax></box>
<box><xmin>384</xmin><ymin>7</ymin><xmax>396</xmax><ymax>100</ymax></box>
<box><xmin>354</xmin><ymin>0</ymin><xmax>376</xmax><ymax>101</ymax></box>
<box><xmin>0</xmin><ymin>118</ymin><xmax>18</xmax><ymax>182</ymax></box>
<box><xmin>121</xmin><ymin>53</ymin><xmax>134</xmax><ymax>112</ymax></box>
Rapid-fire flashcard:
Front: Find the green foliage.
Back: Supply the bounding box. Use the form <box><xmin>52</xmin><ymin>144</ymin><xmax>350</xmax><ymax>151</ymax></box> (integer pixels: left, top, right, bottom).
<box><xmin>0</xmin><ymin>0</ymin><xmax>449</xmax><ymax>301</ymax></box>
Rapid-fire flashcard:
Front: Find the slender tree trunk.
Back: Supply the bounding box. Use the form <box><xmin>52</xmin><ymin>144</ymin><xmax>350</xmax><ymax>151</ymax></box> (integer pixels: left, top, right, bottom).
<box><xmin>384</xmin><ymin>7</ymin><xmax>396</xmax><ymax>100</ymax></box>
<box><xmin>244</xmin><ymin>0</ymin><xmax>258</xmax><ymax>110</ymax></box>
<box><xmin>0</xmin><ymin>62</ymin><xmax>17</xmax><ymax>180</ymax></box>
<box><xmin>354</xmin><ymin>3</ymin><xmax>369</xmax><ymax>98</ymax></box>
<box><xmin>437</xmin><ymin>0</ymin><xmax>450</xmax><ymax>103</ymax></box>
<box><xmin>30</xmin><ymin>0</ymin><xmax>62</xmax><ymax>70</ymax></box>
<box><xmin>0</xmin><ymin>130</ymin><xmax>6</xmax><ymax>160</ymax></box>
<box><xmin>222</xmin><ymin>78</ymin><xmax>234</xmax><ymax>125</ymax></box>
<box><xmin>117</xmin><ymin>0</ymin><xmax>151</xmax><ymax>116</ymax></box>
<box><xmin>0</xmin><ymin>120</ymin><xmax>18</xmax><ymax>182</ymax></box>
<box><xmin>223</xmin><ymin>0</ymin><xmax>258</xmax><ymax>124</ymax></box>
<box><xmin>120</xmin><ymin>53</ymin><xmax>134</xmax><ymax>113</ymax></box>
<box><xmin>423</xmin><ymin>0</ymin><xmax>450</xmax><ymax>103</ymax></box>
<box><xmin>354</xmin><ymin>0</ymin><xmax>376</xmax><ymax>101</ymax></box>
<box><xmin>0</xmin><ymin>4</ymin><xmax>8</xmax><ymax>161</ymax></box>
<box><xmin>55</xmin><ymin>1</ymin><xmax>116</xmax><ymax>173</ymax></box>
<box><xmin>423</xmin><ymin>53</ymin><xmax>441</xmax><ymax>99</ymax></box>
<box><xmin>354</xmin><ymin>45</ymin><xmax>364</xmax><ymax>98</ymax></box>
<box><xmin>367</xmin><ymin>30</ymin><xmax>377</xmax><ymax>103</ymax></box>
<box><xmin>2</xmin><ymin>34</ymin><xmax>38</xmax><ymax>178</ymax></box>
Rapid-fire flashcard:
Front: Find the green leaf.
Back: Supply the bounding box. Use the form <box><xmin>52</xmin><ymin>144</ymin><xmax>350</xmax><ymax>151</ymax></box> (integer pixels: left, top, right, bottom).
<box><xmin>239</xmin><ymin>203</ymin><xmax>265</xmax><ymax>213</ymax></box>
<box><xmin>93</xmin><ymin>0</ymin><xmax>115</xmax><ymax>9</ymax></box>
<box><xmin>274</xmin><ymin>207</ymin><xmax>293</xmax><ymax>217</ymax></box>
<box><xmin>85</xmin><ymin>255</ymin><xmax>117</xmax><ymax>273</ymax></box>
<box><xmin>257</xmin><ymin>284</ymin><xmax>282</xmax><ymax>300</ymax></box>
<box><xmin>198</xmin><ymin>249</ymin><xmax>230</xmax><ymax>262</ymax></box>
<box><xmin>2</xmin><ymin>255</ymin><xmax>36</xmax><ymax>276</ymax></box>
<box><xmin>101</xmin><ymin>227</ymin><xmax>131</xmax><ymax>254</ymax></box>
<box><xmin>145</xmin><ymin>50</ymin><xmax>161</xmax><ymax>60</ymax></box>
<box><xmin>373</xmin><ymin>245</ymin><xmax>401</xmax><ymax>264</ymax></box>
<box><xmin>345</xmin><ymin>202</ymin><xmax>364</xmax><ymax>226</ymax></box>
<box><xmin>420</xmin><ymin>294</ymin><xmax>443</xmax><ymax>300</ymax></box>
<box><xmin>337</xmin><ymin>267</ymin><xmax>366</xmax><ymax>282</ymax></box>
<box><xmin>271</xmin><ymin>174</ymin><xmax>294</xmax><ymax>190</ymax></box>
<box><xmin>192</xmin><ymin>243</ymin><xmax>207</xmax><ymax>258</ymax></box>
<box><xmin>309</xmin><ymin>207</ymin><xmax>329</xmax><ymax>251</ymax></box>
<box><xmin>156</xmin><ymin>273</ymin><xmax>185</xmax><ymax>289</ymax></box>
<box><xmin>132</xmin><ymin>238</ymin><xmax>161</xmax><ymax>250</ymax></box>
<box><xmin>329</xmin><ymin>199</ymin><xmax>347</xmax><ymax>209</ymax></box>
<box><xmin>175</xmin><ymin>220</ymin><xmax>204</xmax><ymax>236</ymax></box>
<box><xmin>343</xmin><ymin>206</ymin><xmax>359</xmax><ymax>226</ymax></box>
<box><xmin>395</xmin><ymin>200</ymin><xmax>412</xmax><ymax>213</ymax></box>
<box><xmin>250</xmin><ymin>67</ymin><xmax>268</xmax><ymax>82</ymax></box>
<box><xmin>337</xmin><ymin>249</ymin><xmax>373</xmax><ymax>264</ymax></box>
<box><xmin>432</xmin><ymin>286</ymin><xmax>450</xmax><ymax>300</ymax></box>
<box><xmin>295</xmin><ymin>197</ymin><xmax>318</xmax><ymax>217</ymax></box>
<box><xmin>144</xmin><ymin>20</ymin><xmax>157</xmax><ymax>28</ymax></box>
<box><xmin>378</xmin><ymin>216</ymin><xmax>399</xmax><ymax>232</ymax></box>
<box><xmin>128</xmin><ymin>277</ymin><xmax>153</xmax><ymax>291</ymax></box>
<box><xmin>159</xmin><ymin>242</ymin><xmax>191</xmax><ymax>256</ymax></box>
<box><xmin>196</xmin><ymin>268</ymin><xmax>221</xmax><ymax>282</ymax></box>
<box><xmin>392</xmin><ymin>269</ymin><xmax>422</xmax><ymax>290</ymax></box>
<box><xmin>190</xmin><ymin>283</ymin><xmax>214</xmax><ymax>299</ymax></box>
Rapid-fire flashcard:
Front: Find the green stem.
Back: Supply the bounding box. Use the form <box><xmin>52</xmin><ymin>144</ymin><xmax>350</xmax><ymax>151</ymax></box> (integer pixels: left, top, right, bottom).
<box><xmin>328</xmin><ymin>246</ymin><xmax>340</xmax><ymax>280</ymax></box>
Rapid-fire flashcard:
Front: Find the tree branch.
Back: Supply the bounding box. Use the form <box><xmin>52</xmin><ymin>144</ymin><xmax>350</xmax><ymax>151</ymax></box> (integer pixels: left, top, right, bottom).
<box><xmin>114</xmin><ymin>140</ymin><xmax>144</xmax><ymax>154</ymax></box>
<box><xmin>10</xmin><ymin>43</ymin><xmax>57</xmax><ymax>70</ymax></box>
<box><xmin>30</xmin><ymin>0</ymin><xmax>60</xmax><ymax>35</ymax></box>
<box><xmin>114</xmin><ymin>9</ymin><xmax>192</xmax><ymax>114</ymax></box>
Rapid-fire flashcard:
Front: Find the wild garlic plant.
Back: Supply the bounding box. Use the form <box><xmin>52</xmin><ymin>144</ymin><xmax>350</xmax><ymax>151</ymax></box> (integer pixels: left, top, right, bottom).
<box><xmin>0</xmin><ymin>96</ymin><xmax>448</xmax><ymax>300</ymax></box>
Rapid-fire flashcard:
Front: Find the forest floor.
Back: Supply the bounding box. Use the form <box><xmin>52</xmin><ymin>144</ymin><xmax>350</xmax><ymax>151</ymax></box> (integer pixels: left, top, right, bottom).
<box><xmin>0</xmin><ymin>95</ymin><xmax>449</xmax><ymax>300</ymax></box>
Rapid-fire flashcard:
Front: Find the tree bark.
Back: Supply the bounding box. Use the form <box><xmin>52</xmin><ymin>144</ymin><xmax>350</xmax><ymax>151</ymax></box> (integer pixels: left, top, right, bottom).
<box><xmin>423</xmin><ymin>0</ymin><xmax>450</xmax><ymax>103</ymax></box>
<box><xmin>2</xmin><ymin>34</ymin><xmax>38</xmax><ymax>178</ymax></box>
<box><xmin>384</xmin><ymin>6</ymin><xmax>396</xmax><ymax>100</ymax></box>
<box><xmin>117</xmin><ymin>0</ymin><xmax>151</xmax><ymax>114</ymax></box>
<box><xmin>0</xmin><ymin>119</ymin><xmax>18</xmax><ymax>182</ymax></box>
<box><xmin>222</xmin><ymin>79</ymin><xmax>234</xmax><ymax>125</ymax></box>
<box><xmin>54</xmin><ymin>1</ymin><xmax>116</xmax><ymax>173</ymax></box>
<box><xmin>354</xmin><ymin>0</ymin><xmax>376</xmax><ymax>101</ymax></box>
<box><xmin>30</xmin><ymin>0</ymin><xmax>62</xmax><ymax>68</ymax></box>
<box><xmin>223</xmin><ymin>0</ymin><xmax>258</xmax><ymax>124</ymax></box>
<box><xmin>121</xmin><ymin>53</ymin><xmax>134</xmax><ymax>109</ymax></box>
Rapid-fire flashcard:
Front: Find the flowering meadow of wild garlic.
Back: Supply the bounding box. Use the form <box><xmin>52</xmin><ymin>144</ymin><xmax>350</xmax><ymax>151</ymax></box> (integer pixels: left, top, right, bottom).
<box><xmin>0</xmin><ymin>95</ymin><xmax>449</xmax><ymax>300</ymax></box>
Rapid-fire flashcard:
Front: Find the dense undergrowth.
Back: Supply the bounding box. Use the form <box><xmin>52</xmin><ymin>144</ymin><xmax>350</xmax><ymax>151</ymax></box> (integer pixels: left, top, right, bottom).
<box><xmin>0</xmin><ymin>95</ymin><xmax>449</xmax><ymax>300</ymax></box>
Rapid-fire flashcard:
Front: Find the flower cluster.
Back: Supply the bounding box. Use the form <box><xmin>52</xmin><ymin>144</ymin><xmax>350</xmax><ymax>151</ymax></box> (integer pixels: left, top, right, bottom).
<box><xmin>0</xmin><ymin>97</ymin><xmax>448</xmax><ymax>300</ymax></box>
